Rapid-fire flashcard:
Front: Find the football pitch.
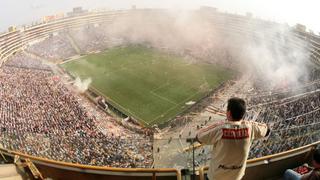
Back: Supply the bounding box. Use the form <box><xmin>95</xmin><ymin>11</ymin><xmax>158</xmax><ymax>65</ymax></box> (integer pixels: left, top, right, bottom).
<box><xmin>61</xmin><ymin>46</ymin><xmax>234</xmax><ymax>126</ymax></box>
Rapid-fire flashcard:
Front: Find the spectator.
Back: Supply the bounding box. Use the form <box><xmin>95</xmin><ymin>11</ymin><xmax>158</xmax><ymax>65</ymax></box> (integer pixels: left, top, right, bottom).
<box><xmin>196</xmin><ymin>97</ymin><xmax>270</xmax><ymax>180</ymax></box>
<box><xmin>284</xmin><ymin>148</ymin><xmax>320</xmax><ymax>180</ymax></box>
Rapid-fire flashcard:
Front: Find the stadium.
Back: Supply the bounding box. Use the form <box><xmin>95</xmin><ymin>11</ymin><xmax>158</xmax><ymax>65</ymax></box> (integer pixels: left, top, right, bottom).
<box><xmin>0</xmin><ymin>5</ymin><xmax>319</xmax><ymax>180</ymax></box>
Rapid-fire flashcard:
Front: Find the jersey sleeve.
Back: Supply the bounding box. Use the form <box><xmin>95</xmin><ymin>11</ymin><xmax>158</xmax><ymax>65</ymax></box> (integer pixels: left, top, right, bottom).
<box><xmin>251</xmin><ymin>121</ymin><xmax>268</xmax><ymax>140</ymax></box>
<box><xmin>197</xmin><ymin>123</ymin><xmax>222</xmax><ymax>145</ymax></box>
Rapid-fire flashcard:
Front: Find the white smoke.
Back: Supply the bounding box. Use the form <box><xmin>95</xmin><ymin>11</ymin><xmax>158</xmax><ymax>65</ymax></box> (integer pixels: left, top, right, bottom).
<box><xmin>74</xmin><ymin>76</ymin><xmax>92</xmax><ymax>93</ymax></box>
<box><xmin>68</xmin><ymin>9</ymin><xmax>312</xmax><ymax>91</ymax></box>
<box><xmin>237</xmin><ymin>24</ymin><xmax>310</xmax><ymax>89</ymax></box>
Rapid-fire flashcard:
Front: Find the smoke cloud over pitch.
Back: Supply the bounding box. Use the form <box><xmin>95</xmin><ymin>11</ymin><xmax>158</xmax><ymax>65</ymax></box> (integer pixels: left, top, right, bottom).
<box><xmin>76</xmin><ymin>9</ymin><xmax>311</xmax><ymax>90</ymax></box>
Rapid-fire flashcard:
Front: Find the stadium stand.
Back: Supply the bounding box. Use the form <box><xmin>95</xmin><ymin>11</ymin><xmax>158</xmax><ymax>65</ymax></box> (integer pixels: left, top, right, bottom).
<box><xmin>0</xmin><ymin>65</ymin><xmax>152</xmax><ymax>168</ymax></box>
<box><xmin>4</xmin><ymin>51</ymin><xmax>51</xmax><ymax>71</ymax></box>
<box><xmin>0</xmin><ymin>8</ymin><xmax>319</xmax><ymax>180</ymax></box>
<box><xmin>67</xmin><ymin>25</ymin><xmax>110</xmax><ymax>53</ymax></box>
<box><xmin>25</xmin><ymin>33</ymin><xmax>77</xmax><ymax>62</ymax></box>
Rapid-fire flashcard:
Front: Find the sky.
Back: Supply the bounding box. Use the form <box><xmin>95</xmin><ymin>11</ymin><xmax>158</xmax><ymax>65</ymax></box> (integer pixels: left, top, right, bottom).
<box><xmin>1</xmin><ymin>0</ymin><xmax>319</xmax><ymax>34</ymax></box>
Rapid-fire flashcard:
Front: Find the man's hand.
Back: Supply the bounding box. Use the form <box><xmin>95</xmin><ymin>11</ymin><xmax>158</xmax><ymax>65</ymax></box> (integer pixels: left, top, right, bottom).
<box><xmin>186</xmin><ymin>137</ymin><xmax>196</xmax><ymax>143</ymax></box>
<box><xmin>265</xmin><ymin>124</ymin><xmax>271</xmax><ymax>137</ymax></box>
<box><xmin>195</xmin><ymin>134</ymin><xmax>201</xmax><ymax>144</ymax></box>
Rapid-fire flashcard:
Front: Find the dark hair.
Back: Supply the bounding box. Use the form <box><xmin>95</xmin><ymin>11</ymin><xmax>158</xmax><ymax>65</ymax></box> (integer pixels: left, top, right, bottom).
<box><xmin>227</xmin><ymin>97</ymin><xmax>246</xmax><ymax>121</ymax></box>
<box><xmin>313</xmin><ymin>149</ymin><xmax>320</xmax><ymax>164</ymax></box>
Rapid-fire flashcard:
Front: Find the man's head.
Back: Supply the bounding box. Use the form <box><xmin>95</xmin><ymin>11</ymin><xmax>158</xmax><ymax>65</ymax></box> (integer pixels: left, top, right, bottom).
<box><xmin>312</xmin><ymin>149</ymin><xmax>320</xmax><ymax>168</ymax></box>
<box><xmin>226</xmin><ymin>97</ymin><xmax>246</xmax><ymax>121</ymax></box>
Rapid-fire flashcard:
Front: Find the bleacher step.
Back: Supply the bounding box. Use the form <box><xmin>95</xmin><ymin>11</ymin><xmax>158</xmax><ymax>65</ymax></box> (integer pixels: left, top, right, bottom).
<box><xmin>0</xmin><ymin>164</ymin><xmax>23</xmax><ymax>179</ymax></box>
<box><xmin>0</xmin><ymin>175</ymin><xmax>23</xmax><ymax>180</ymax></box>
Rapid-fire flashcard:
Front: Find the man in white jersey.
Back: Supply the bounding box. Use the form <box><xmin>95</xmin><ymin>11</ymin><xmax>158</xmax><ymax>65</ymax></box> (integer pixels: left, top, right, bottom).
<box><xmin>196</xmin><ymin>97</ymin><xmax>270</xmax><ymax>180</ymax></box>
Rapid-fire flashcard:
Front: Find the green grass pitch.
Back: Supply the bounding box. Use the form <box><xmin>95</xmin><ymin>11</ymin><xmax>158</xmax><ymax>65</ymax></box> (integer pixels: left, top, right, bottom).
<box><xmin>61</xmin><ymin>45</ymin><xmax>234</xmax><ymax>126</ymax></box>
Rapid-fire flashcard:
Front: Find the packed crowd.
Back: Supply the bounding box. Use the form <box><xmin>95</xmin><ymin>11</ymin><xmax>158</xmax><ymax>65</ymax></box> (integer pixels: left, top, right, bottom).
<box><xmin>246</xmin><ymin>67</ymin><xmax>320</xmax><ymax>97</ymax></box>
<box><xmin>252</xmin><ymin>90</ymin><xmax>320</xmax><ymax>121</ymax></box>
<box><xmin>4</xmin><ymin>51</ymin><xmax>51</xmax><ymax>71</ymax></box>
<box><xmin>26</xmin><ymin>33</ymin><xmax>77</xmax><ymax>62</ymax></box>
<box><xmin>247</xmin><ymin>88</ymin><xmax>320</xmax><ymax>158</ymax></box>
<box><xmin>246</xmin><ymin>80</ymin><xmax>320</xmax><ymax>106</ymax></box>
<box><xmin>0</xmin><ymin>65</ymin><xmax>153</xmax><ymax>167</ymax></box>
<box><xmin>1</xmin><ymin>21</ymin><xmax>319</xmax><ymax>169</ymax></box>
<box><xmin>249</xmin><ymin>114</ymin><xmax>320</xmax><ymax>158</ymax></box>
<box><xmin>68</xmin><ymin>25</ymin><xmax>111</xmax><ymax>53</ymax></box>
<box><xmin>25</xmin><ymin>24</ymin><xmax>125</xmax><ymax>60</ymax></box>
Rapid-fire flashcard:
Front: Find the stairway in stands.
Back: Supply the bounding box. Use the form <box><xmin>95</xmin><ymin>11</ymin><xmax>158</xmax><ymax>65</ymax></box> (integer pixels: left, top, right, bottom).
<box><xmin>23</xmin><ymin>50</ymin><xmax>51</xmax><ymax>63</ymax></box>
<box><xmin>66</xmin><ymin>32</ymin><xmax>81</xmax><ymax>54</ymax></box>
